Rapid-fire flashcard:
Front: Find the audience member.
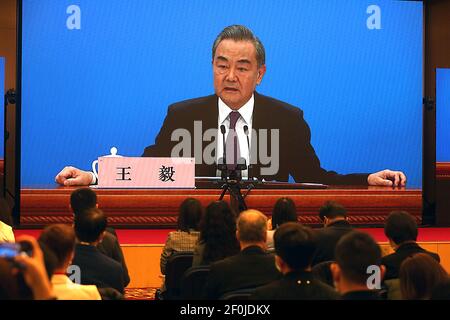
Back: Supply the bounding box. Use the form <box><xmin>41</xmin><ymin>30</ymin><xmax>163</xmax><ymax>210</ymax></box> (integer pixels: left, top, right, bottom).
<box><xmin>70</xmin><ymin>188</ymin><xmax>130</xmax><ymax>286</ymax></box>
<box><xmin>312</xmin><ymin>201</ymin><xmax>353</xmax><ymax>265</ymax></box>
<box><xmin>160</xmin><ymin>198</ymin><xmax>202</xmax><ymax>274</ymax></box>
<box><xmin>0</xmin><ymin>235</ymin><xmax>55</xmax><ymax>300</ymax></box>
<box><xmin>252</xmin><ymin>222</ymin><xmax>339</xmax><ymax>300</ymax></box>
<box><xmin>205</xmin><ymin>209</ymin><xmax>281</xmax><ymax>299</ymax></box>
<box><xmin>38</xmin><ymin>224</ymin><xmax>102</xmax><ymax>300</ymax></box>
<box><xmin>331</xmin><ymin>231</ymin><xmax>385</xmax><ymax>300</ymax></box>
<box><xmin>399</xmin><ymin>253</ymin><xmax>448</xmax><ymax>300</ymax></box>
<box><xmin>72</xmin><ymin>208</ymin><xmax>125</xmax><ymax>293</ymax></box>
<box><xmin>266</xmin><ymin>197</ymin><xmax>298</xmax><ymax>251</ymax></box>
<box><xmin>382</xmin><ymin>211</ymin><xmax>440</xmax><ymax>280</ymax></box>
<box><xmin>0</xmin><ymin>220</ymin><xmax>14</xmax><ymax>243</ymax></box>
<box><xmin>192</xmin><ymin>201</ymin><xmax>240</xmax><ymax>266</ymax></box>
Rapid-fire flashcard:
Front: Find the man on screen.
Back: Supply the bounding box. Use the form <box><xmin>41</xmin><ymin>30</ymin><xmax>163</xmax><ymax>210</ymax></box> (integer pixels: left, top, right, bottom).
<box><xmin>56</xmin><ymin>25</ymin><xmax>406</xmax><ymax>187</ymax></box>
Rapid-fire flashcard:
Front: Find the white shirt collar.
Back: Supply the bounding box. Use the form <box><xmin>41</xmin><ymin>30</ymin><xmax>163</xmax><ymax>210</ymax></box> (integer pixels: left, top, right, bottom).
<box><xmin>218</xmin><ymin>94</ymin><xmax>254</xmax><ymax>126</ymax></box>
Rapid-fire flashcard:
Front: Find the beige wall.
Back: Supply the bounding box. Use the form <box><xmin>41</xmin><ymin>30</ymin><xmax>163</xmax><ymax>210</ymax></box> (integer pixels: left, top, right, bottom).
<box><xmin>124</xmin><ymin>242</ymin><xmax>450</xmax><ymax>289</ymax></box>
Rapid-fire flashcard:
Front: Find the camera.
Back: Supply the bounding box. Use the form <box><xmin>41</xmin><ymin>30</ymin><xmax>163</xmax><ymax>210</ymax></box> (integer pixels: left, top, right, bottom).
<box><xmin>0</xmin><ymin>241</ymin><xmax>33</xmax><ymax>259</ymax></box>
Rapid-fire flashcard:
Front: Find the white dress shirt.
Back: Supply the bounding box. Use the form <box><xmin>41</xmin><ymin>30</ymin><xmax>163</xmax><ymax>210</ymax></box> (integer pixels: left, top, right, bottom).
<box><xmin>51</xmin><ymin>274</ymin><xmax>101</xmax><ymax>300</ymax></box>
<box><xmin>216</xmin><ymin>94</ymin><xmax>254</xmax><ymax>178</ymax></box>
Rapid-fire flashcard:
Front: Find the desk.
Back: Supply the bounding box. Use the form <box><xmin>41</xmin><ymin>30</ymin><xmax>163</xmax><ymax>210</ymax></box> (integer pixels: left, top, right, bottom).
<box><xmin>20</xmin><ymin>185</ymin><xmax>422</xmax><ymax>227</ymax></box>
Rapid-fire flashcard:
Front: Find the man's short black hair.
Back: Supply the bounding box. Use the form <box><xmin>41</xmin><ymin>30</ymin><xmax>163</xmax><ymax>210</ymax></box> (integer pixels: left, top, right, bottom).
<box><xmin>70</xmin><ymin>188</ymin><xmax>97</xmax><ymax>216</ymax></box>
<box><xmin>74</xmin><ymin>208</ymin><xmax>107</xmax><ymax>243</ymax></box>
<box><xmin>384</xmin><ymin>211</ymin><xmax>418</xmax><ymax>245</ymax></box>
<box><xmin>335</xmin><ymin>231</ymin><xmax>381</xmax><ymax>284</ymax></box>
<box><xmin>319</xmin><ymin>201</ymin><xmax>347</xmax><ymax>221</ymax></box>
<box><xmin>274</xmin><ymin>222</ymin><xmax>316</xmax><ymax>270</ymax></box>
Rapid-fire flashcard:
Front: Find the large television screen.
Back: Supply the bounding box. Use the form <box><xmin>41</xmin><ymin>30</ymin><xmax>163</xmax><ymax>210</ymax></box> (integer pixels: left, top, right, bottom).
<box><xmin>20</xmin><ymin>0</ymin><xmax>423</xmax><ymax>188</ymax></box>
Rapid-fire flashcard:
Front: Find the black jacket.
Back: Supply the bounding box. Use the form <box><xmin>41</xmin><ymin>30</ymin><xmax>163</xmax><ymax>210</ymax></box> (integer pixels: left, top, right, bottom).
<box><xmin>251</xmin><ymin>270</ymin><xmax>339</xmax><ymax>300</ymax></box>
<box><xmin>73</xmin><ymin>244</ymin><xmax>125</xmax><ymax>294</ymax></box>
<box><xmin>381</xmin><ymin>242</ymin><xmax>440</xmax><ymax>280</ymax></box>
<box><xmin>312</xmin><ymin>220</ymin><xmax>354</xmax><ymax>265</ymax></box>
<box><xmin>341</xmin><ymin>290</ymin><xmax>382</xmax><ymax>300</ymax></box>
<box><xmin>143</xmin><ymin>93</ymin><xmax>369</xmax><ymax>184</ymax></box>
<box><xmin>97</xmin><ymin>230</ymin><xmax>130</xmax><ymax>287</ymax></box>
<box><xmin>205</xmin><ymin>245</ymin><xmax>281</xmax><ymax>299</ymax></box>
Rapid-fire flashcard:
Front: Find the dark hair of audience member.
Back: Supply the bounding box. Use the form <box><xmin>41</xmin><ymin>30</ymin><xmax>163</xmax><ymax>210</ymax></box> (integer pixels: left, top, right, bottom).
<box><xmin>37</xmin><ymin>241</ymin><xmax>58</xmax><ymax>280</ymax></box>
<box><xmin>70</xmin><ymin>187</ymin><xmax>97</xmax><ymax>216</ymax></box>
<box><xmin>271</xmin><ymin>197</ymin><xmax>297</xmax><ymax>230</ymax></box>
<box><xmin>274</xmin><ymin>222</ymin><xmax>316</xmax><ymax>270</ymax></box>
<box><xmin>74</xmin><ymin>208</ymin><xmax>107</xmax><ymax>243</ymax></box>
<box><xmin>335</xmin><ymin>231</ymin><xmax>382</xmax><ymax>284</ymax></box>
<box><xmin>199</xmin><ymin>201</ymin><xmax>240</xmax><ymax>263</ymax></box>
<box><xmin>177</xmin><ymin>198</ymin><xmax>203</xmax><ymax>232</ymax></box>
<box><xmin>319</xmin><ymin>201</ymin><xmax>347</xmax><ymax>221</ymax></box>
<box><xmin>400</xmin><ymin>253</ymin><xmax>449</xmax><ymax>300</ymax></box>
<box><xmin>384</xmin><ymin>211</ymin><xmax>418</xmax><ymax>245</ymax></box>
<box><xmin>38</xmin><ymin>224</ymin><xmax>76</xmax><ymax>269</ymax></box>
<box><xmin>431</xmin><ymin>279</ymin><xmax>450</xmax><ymax>300</ymax></box>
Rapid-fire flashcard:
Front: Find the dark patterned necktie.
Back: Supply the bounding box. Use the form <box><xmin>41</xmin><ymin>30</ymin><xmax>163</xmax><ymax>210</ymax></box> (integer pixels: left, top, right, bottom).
<box><xmin>226</xmin><ymin>111</ymin><xmax>241</xmax><ymax>169</ymax></box>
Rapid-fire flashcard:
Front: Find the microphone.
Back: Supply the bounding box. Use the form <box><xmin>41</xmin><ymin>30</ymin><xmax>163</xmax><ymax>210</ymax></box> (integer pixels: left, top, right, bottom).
<box><xmin>243</xmin><ymin>125</ymin><xmax>251</xmax><ymax>179</ymax></box>
<box><xmin>220</xmin><ymin>125</ymin><xmax>227</xmax><ymax>165</ymax></box>
<box><xmin>218</xmin><ymin>125</ymin><xmax>227</xmax><ymax>178</ymax></box>
<box><xmin>243</xmin><ymin>125</ymin><xmax>250</xmax><ymax>151</ymax></box>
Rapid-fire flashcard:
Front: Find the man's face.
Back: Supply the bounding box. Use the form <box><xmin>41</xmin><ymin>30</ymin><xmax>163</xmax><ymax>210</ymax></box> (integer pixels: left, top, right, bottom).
<box><xmin>213</xmin><ymin>39</ymin><xmax>266</xmax><ymax>110</ymax></box>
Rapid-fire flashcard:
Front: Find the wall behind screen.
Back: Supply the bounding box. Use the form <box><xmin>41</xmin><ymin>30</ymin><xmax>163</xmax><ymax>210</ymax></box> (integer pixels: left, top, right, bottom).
<box><xmin>1</xmin><ymin>57</ymin><xmax>4</xmax><ymax>157</ymax></box>
<box><xmin>436</xmin><ymin>69</ymin><xmax>450</xmax><ymax>162</ymax></box>
<box><xmin>21</xmin><ymin>0</ymin><xmax>423</xmax><ymax>186</ymax></box>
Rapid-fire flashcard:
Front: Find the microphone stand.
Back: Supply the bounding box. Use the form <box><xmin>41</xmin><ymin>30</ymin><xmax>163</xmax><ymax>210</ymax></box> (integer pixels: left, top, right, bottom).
<box><xmin>217</xmin><ymin>125</ymin><xmax>255</xmax><ymax>214</ymax></box>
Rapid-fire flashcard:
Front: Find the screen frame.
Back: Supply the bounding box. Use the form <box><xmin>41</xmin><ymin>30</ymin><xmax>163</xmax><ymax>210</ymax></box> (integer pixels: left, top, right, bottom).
<box><xmin>12</xmin><ymin>0</ymin><xmax>431</xmax><ymax>226</ymax></box>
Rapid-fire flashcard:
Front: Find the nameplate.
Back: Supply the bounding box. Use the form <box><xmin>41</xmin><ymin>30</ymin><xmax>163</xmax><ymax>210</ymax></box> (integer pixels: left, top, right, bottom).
<box><xmin>97</xmin><ymin>157</ymin><xmax>195</xmax><ymax>188</ymax></box>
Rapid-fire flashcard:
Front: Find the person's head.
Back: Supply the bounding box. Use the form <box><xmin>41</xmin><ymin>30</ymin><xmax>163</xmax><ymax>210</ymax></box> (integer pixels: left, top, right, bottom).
<box><xmin>384</xmin><ymin>211</ymin><xmax>418</xmax><ymax>249</ymax></box>
<box><xmin>319</xmin><ymin>201</ymin><xmax>347</xmax><ymax>226</ymax></box>
<box><xmin>38</xmin><ymin>224</ymin><xmax>76</xmax><ymax>270</ymax></box>
<box><xmin>74</xmin><ymin>208</ymin><xmax>107</xmax><ymax>244</ymax></box>
<box><xmin>331</xmin><ymin>231</ymin><xmax>385</xmax><ymax>294</ymax></box>
<box><xmin>177</xmin><ymin>198</ymin><xmax>203</xmax><ymax>232</ymax></box>
<box><xmin>236</xmin><ymin>209</ymin><xmax>268</xmax><ymax>249</ymax></box>
<box><xmin>212</xmin><ymin>25</ymin><xmax>266</xmax><ymax>110</ymax></box>
<box><xmin>271</xmin><ymin>197</ymin><xmax>297</xmax><ymax>230</ymax></box>
<box><xmin>400</xmin><ymin>253</ymin><xmax>449</xmax><ymax>300</ymax></box>
<box><xmin>273</xmin><ymin>222</ymin><xmax>316</xmax><ymax>274</ymax></box>
<box><xmin>199</xmin><ymin>201</ymin><xmax>239</xmax><ymax>263</ymax></box>
<box><xmin>70</xmin><ymin>188</ymin><xmax>98</xmax><ymax>216</ymax></box>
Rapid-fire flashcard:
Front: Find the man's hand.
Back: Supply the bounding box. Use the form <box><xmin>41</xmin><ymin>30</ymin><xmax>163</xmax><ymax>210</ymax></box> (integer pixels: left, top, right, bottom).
<box><xmin>367</xmin><ymin>169</ymin><xmax>407</xmax><ymax>187</ymax></box>
<box><xmin>55</xmin><ymin>166</ymin><xmax>93</xmax><ymax>186</ymax></box>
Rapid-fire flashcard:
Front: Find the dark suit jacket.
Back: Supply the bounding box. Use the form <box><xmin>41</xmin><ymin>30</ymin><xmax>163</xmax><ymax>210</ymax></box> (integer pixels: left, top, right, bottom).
<box><xmin>205</xmin><ymin>245</ymin><xmax>282</xmax><ymax>299</ymax></box>
<box><xmin>73</xmin><ymin>244</ymin><xmax>125</xmax><ymax>294</ymax></box>
<box><xmin>341</xmin><ymin>290</ymin><xmax>382</xmax><ymax>300</ymax></box>
<box><xmin>97</xmin><ymin>231</ymin><xmax>130</xmax><ymax>287</ymax></box>
<box><xmin>381</xmin><ymin>242</ymin><xmax>440</xmax><ymax>280</ymax></box>
<box><xmin>312</xmin><ymin>220</ymin><xmax>354</xmax><ymax>265</ymax></box>
<box><xmin>251</xmin><ymin>270</ymin><xmax>339</xmax><ymax>300</ymax></box>
<box><xmin>143</xmin><ymin>92</ymin><xmax>368</xmax><ymax>184</ymax></box>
